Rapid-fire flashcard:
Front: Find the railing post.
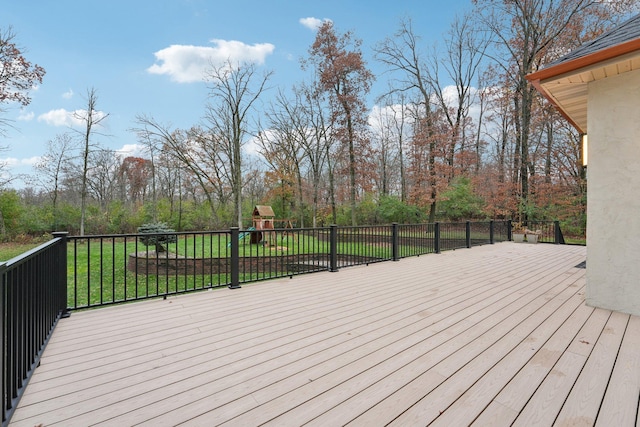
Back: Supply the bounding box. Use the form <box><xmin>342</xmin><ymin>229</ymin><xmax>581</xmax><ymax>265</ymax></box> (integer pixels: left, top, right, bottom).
<box><xmin>554</xmin><ymin>221</ymin><xmax>562</xmax><ymax>245</ymax></box>
<box><xmin>52</xmin><ymin>232</ymin><xmax>70</xmax><ymax>318</ymax></box>
<box><xmin>508</xmin><ymin>220</ymin><xmax>513</xmax><ymax>241</ymax></box>
<box><xmin>228</xmin><ymin>227</ymin><xmax>241</xmax><ymax>289</ymax></box>
<box><xmin>392</xmin><ymin>223</ymin><xmax>399</xmax><ymax>261</ymax></box>
<box><xmin>466</xmin><ymin>221</ymin><xmax>472</xmax><ymax>248</ymax></box>
<box><xmin>489</xmin><ymin>220</ymin><xmax>495</xmax><ymax>244</ymax></box>
<box><xmin>1</xmin><ymin>261</ymin><xmax>5</xmax><ymax>424</ymax></box>
<box><xmin>434</xmin><ymin>222</ymin><xmax>441</xmax><ymax>254</ymax></box>
<box><xmin>329</xmin><ymin>225</ymin><xmax>339</xmax><ymax>272</ymax></box>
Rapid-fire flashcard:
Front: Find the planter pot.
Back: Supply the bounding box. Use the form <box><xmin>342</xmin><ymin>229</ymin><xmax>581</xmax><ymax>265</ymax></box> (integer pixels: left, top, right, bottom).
<box><xmin>513</xmin><ymin>233</ymin><xmax>525</xmax><ymax>243</ymax></box>
<box><xmin>527</xmin><ymin>234</ymin><xmax>539</xmax><ymax>244</ymax></box>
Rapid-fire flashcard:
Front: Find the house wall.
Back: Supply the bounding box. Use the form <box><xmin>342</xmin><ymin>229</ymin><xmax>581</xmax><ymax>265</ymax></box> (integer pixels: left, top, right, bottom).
<box><xmin>587</xmin><ymin>68</ymin><xmax>640</xmax><ymax>316</ymax></box>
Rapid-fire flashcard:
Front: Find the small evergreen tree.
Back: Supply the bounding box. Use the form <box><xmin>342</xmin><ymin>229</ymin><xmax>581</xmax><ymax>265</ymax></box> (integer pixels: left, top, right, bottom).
<box><xmin>137</xmin><ymin>222</ymin><xmax>177</xmax><ymax>252</ymax></box>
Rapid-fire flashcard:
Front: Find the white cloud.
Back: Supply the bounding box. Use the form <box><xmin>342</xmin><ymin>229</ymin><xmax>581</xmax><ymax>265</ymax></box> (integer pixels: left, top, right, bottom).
<box><xmin>62</xmin><ymin>89</ymin><xmax>74</xmax><ymax>99</ymax></box>
<box><xmin>299</xmin><ymin>17</ymin><xmax>332</xmax><ymax>31</ymax></box>
<box><xmin>20</xmin><ymin>156</ymin><xmax>41</xmax><ymax>166</ymax></box>
<box><xmin>2</xmin><ymin>157</ymin><xmax>19</xmax><ymax>167</ymax></box>
<box><xmin>17</xmin><ymin>111</ymin><xmax>34</xmax><ymax>121</ymax></box>
<box><xmin>439</xmin><ymin>85</ymin><xmax>459</xmax><ymax>107</ymax></box>
<box><xmin>147</xmin><ymin>39</ymin><xmax>275</xmax><ymax>83</ymax></box>
<box><xmin>368</xmin><ymin>103</ymin><xmax>417</xmax><ymax>139</ymax></box>
<box><xmin>0</xmin><ymin>156</ymin><xmax>37</xmax><ymax>167</ymax></box>
<box><xmin>439</xmin><ymin>85</ymin><xmax>487</xmax><ymax>128</ymax></box>
<box><xmin>38</xmin><ymin>109</ymin><xmax>78</xmax><ymax>126</ymax></box>
<box><xmin>368</xmin><ymin>85</ymin><xmax>489</xmax><ymax>135</ymax></box>
<box><xmin>37</xmin><ymin>108</ymin><xmax>107</xmax><ymax>127</ymax></box>
<box><xmin>243</xmin><ymin>138</ymin><xmax>260</xmax><ymax>157</ymax></box>
<box><xmin>116</xmin><ymin>143</ymin><xmax>146</xmax><ymax>158</ymax></box>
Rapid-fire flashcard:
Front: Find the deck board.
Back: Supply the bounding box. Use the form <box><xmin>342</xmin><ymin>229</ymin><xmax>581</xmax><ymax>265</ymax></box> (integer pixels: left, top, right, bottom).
<box><xmin>9</xmin><ymin>242</ymin><xmax>640</xmax><ymax>427</ymax></box>
<box><xmin>329</xmin><ymin>271</ymin><xmax>586</xmax><ymax>427</ymax></box>
<box><xmin>553</xmin><ymin>310</ymin><xmax>625</xmax><ymax>426</ymax></box>
<box><xmin>473</xmin><ymin>305</ymin><xmax>609</xmax><ymax>426</ymax></box>
<box><xmin>428</xmin><ymin>284</ymin><xmax>592</xmax><ymax>427</ymax></box>
<box><xmin>387</xmin><ymin>277</ymin><xmax>585</xmax><ymax>426</ymax></box>
<box><xmin>594</xmin><ymin>314</ymin><xmax>640</xmax><ymax>427</ymax></box>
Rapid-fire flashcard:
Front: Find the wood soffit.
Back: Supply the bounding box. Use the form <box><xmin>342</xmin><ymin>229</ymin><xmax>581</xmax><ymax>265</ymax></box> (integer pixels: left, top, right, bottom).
<box><xmin>527</xmin><ymin>39</ymin><xmax>640</xmax><ymax>134</ymax></box>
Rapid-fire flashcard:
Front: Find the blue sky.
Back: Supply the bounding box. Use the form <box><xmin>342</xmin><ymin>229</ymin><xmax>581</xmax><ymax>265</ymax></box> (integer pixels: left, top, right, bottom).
<box><xmin>2</xmin><ymin>0</ymin><xmax>473</xmax><ymax>188</ymax></box>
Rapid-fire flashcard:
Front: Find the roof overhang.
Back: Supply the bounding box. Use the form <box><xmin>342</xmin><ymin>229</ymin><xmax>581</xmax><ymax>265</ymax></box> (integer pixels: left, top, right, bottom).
<box><xmin>527</xmin><ymin>39</ymin><xmax>640</xmax><ymax>134</ymax></box>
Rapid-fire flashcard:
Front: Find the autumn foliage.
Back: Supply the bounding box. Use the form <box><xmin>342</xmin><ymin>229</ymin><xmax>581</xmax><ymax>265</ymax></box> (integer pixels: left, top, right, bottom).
<box><xmin>5</xmin><ymin>1</ymin><xmax>638</xmax><ymax>237</ymax></box>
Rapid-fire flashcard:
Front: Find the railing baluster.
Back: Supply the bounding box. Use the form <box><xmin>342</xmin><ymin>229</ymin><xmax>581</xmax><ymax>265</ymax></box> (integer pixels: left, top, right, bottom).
<box><xmin>392</xmin><ymin>223</ymin><xmax>399</xmax><ymax>261</ymax></box>
<box><xmin>2</xmin><ymin>236</ymin><xmax>68</xmax><ymax>425</ymax></box>
<box><xmin>490</xmin><ymin>221</ymin><xmax>495</xmax><ymax>244</ymax></box>
<box><xmin>43</xmin><ymin>220</ymin><xmax>556</xmax><ymax>311</ymax></box>
<box><xmin>229</xmin><ymin>228</ymin><xmax>241</xmax><ymax>289</ymax></box>
<box><xmin>329</xmin><ymin>225</ymin><xmax>338</xmax><ymax>272</ymax></box>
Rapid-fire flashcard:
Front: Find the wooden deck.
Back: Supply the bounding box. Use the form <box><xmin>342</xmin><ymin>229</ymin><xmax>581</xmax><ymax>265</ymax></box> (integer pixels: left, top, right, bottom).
<box><xmin>9</xmin><ymin>243</ymin><xmax>640</xmax><ymax>426</ymax></box>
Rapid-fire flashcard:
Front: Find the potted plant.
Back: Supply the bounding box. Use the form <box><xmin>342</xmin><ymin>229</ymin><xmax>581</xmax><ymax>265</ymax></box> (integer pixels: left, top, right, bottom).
<box><xmin>526</xmin><ymin>229</ymin><xmax>542</xmax><ymax>244</ymax></box>
<box><xmin>512</xmin><ymin>222</ymin><xmax>526</xmax><ymax>243</ymax></box>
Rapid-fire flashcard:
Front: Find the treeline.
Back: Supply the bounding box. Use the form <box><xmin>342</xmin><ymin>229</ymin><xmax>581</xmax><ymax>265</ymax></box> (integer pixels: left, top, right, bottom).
<box><xmin>3</xmin><ymin>1</ymin><xmax>638</xmax><ymax>240</ymax></box>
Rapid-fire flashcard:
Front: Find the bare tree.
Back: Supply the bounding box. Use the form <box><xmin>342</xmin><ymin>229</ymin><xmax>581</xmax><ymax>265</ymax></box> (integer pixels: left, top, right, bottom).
<box><xmin>133</xmin><ymin>115</ymin><xmax>222</xmax><ymax>225</ymax></box>
<box><xmin>154</xmin><ymin>150</ymin><xmax>191</xmax><ymax>230</ymax></box>
<box><xmin>473</xmin><ymin>72</ymin><xmax>489</xmax><ymax>174</ymax></box>
<box><xmin>481</xmin><ymin>69</ymin><xmax>515</xmax><ymax>184</ymax></box>
<box><xmin>429</xmin><ymin>13</ymin><xmax>490</xmax><ymax>176</ymax></box>
<box><xmin>133</xmin><ymin>126</ymin><xmax>160</xmax><ymax>221</ymax></box>
<box><xmin>374</xmin><ymin>18</ymin><xmax>440</xmax><ymax>222</ymax></box>
<box><xmin>258</xmin><ymin>90</ymin><xmax>307</xmax><ymax>226</ymax></box>
<box><xmin>297</xmin><ymin>84</ymin><xmax>334</xmax><ymax>227</ymax></box>
<box><xmin>203</xmin><ymin>60</ymin><xmax>272</xmax><ymax>228</ymax></box>
<box><xmin>33</xmin><ymin>133</ymin><xmax>77</xmax><ymax>227</ymax></box>
<box><xmin>370</xmin><ymin>104</ymin><xmax>399</xmax><ymax>197</ymax></box>
<box><xmin>87</xmin><ymin>148</ymin><xmax>121</xmax><ymax>209</ymax></box>
<box><xmin>73</xmin><ymin>87</ymin><xmax>108</xmax><ymax>236</ymax></box>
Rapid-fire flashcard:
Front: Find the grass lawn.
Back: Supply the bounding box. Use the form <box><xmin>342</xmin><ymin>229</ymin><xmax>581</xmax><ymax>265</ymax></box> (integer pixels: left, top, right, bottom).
<box><xmin>68</xmin><ymin>232</ymin><xmax>336</xmax><ymax>308</ymax></box>
<box><xmin>66</xmin><ymin>230</ymin><xmax>431</xmax><ymax>308</ymax></box>
<box><xmin>1</xmin><ymin>227</ymin><xmax>511</xmax><ymax>309</ymax></box>
<box><xmin>0</xmin><ymin>242</ymin><xmax>41</xmax><ymax>261</ymax></box>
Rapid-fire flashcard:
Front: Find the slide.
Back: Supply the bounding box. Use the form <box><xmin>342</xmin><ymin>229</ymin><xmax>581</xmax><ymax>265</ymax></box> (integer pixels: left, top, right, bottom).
<box><xmin>228</xmin><ymin>227</ymin><xmax>256</xmax><ymax>247</ymax></box>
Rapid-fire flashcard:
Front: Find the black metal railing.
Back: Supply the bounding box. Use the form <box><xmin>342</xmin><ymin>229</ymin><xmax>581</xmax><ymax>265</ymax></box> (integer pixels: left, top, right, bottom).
<box><xmin>2</xmin><ymin>232</ymin><xmax>69</xmax><ymax>426</ymax></box>
<box><xmin>68</xmin><ymin>230</ymin><xmax>236</xmax><ymax>308</ymax></box>
<box><xmin>61</xmin><ymin>221</ymin><xmax>511</xmax><ymax>310</ymax></box>
<box><xmin>516</xmin><ymin>220</ymin><xmax>570</xmax><ymax>244</ymax></box>
<box><xmin>0</xmin><ymin>219</ymin><xmax>567</xmax><ymax>424</ymax></box>
<box><xmin>396</xmin><ymin>223</ymin><xmax>436</xmax><ymax>258</ymax></box>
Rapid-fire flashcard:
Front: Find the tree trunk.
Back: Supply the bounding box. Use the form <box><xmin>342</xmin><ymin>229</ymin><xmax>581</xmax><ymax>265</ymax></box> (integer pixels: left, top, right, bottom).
<box><xmin>399</xmin><ymin>133</ymin><xmax>406</xmax><ymax>203</ymax></box>
<box><xmin>545</xmin><ymin>120</ymin><xmax>553</xmax><ymax>184</ymax></box>
<box><xmin>326</xmin><ymin>144</ymin><xmax>337</xmax><ymax>224</ymax></box>
<box><xmin>346</xmin><ymin>107</ymin><xmax>357</xmax><ymax>226</ymax></box>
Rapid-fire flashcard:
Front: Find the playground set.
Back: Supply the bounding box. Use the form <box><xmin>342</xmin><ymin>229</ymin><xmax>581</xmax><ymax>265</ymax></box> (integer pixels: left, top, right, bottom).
<box><xmin>238</xmin><ymin>205</ymin><xmax>294</xmax><ymax>247</ymax></box>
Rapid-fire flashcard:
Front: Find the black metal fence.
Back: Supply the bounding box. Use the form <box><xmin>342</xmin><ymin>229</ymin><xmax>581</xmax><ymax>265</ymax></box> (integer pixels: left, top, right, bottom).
<box><xmin>63</xmin><ymin>221</ymin><xmax>513</xmax><ymax>311</ymax></box>
<box><xmin>0</xmin><ymin>219</ymin><xmax>565</xmax><ymax>425</ymax></box>
<box><xmin>523</xmin><ymin>220</ymin><xmax>567</xmax><ymax>244</ymax></box>
<box><xmin>1</xmin><ymin>233</ymin><xmax>69</xmax><ymax>426</ymax></box>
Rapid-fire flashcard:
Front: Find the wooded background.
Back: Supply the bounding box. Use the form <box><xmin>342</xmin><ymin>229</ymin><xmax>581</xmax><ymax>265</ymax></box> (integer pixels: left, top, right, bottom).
<box><xmin>2</xmin><ymin>0</ymin><xmax>638</xmax><ymax>239</ymax></box>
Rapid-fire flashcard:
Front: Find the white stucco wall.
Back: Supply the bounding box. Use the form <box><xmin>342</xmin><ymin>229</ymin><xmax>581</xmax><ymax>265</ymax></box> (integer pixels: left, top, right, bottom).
<box><xmin>586</xmin><ymin>68</ymin><xmax>640</xmax><ymax>316</ymax></box>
